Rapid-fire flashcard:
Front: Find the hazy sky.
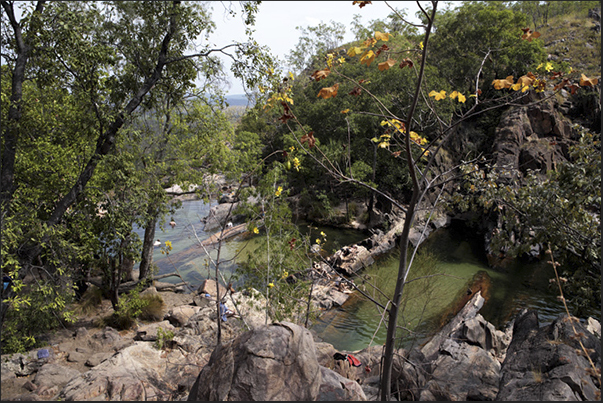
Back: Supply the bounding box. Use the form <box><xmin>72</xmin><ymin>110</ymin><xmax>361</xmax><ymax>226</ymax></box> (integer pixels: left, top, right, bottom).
<box><xmin>207</xmin><ymin>1</ymin><xmax>430</xmax><ymax>95</ymax></box>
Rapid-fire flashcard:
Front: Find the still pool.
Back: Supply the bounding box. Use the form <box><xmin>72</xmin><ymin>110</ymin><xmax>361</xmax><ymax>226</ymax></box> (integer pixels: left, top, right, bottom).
<box><xmin>135</xmin><ymin>199</ymin><xmax>600</xmax><ymax>353</ymax></box>
<box><xmin>309</xmin><ymin>222</ymin><xmax>601</xmax><ymax>352</ymax></box>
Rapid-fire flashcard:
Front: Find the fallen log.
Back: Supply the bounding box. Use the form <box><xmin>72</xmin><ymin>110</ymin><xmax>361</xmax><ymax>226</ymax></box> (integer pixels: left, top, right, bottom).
<box><xmin>87</xmin><ymin>272</ymin><xmax>189</xmax><ymax>294</ymax></box>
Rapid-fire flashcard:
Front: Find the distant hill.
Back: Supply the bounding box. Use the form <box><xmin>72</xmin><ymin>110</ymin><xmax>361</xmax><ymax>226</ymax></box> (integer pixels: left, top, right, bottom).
<box><xmin>226</xmin><ymin>94</ymin><xmax>252</xmax><ymax>107</ymax></box>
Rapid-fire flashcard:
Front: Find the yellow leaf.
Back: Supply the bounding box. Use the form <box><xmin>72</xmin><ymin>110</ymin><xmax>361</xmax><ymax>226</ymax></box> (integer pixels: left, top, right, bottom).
<box><xmin>517</xmin><ymin>74</ymin><xmax>534</xmax><ymax>87</ymax></box>
<box><xmin>347</xmin><ymin>46</ymin><xmax>364</xmax><ymax>57</ymax></box>
<box><xmin>450</xmin><ymin>91</ymin><xmax>466</xmax><ymax>103</ymax></box>
<box><xmin>429</xmin><ymin>90</ymin><xmax>446</xmax><ymax>101</ymax></box>
<box><xmin>521</xmin><ymin>85</ymin><xmax>530</xmax><ymax>93</ymax></box>
<box><xmin>419</xmin><ymin>41</ymin><xmax>423</xmax><ymax>50</ymax></box>
<box><xmin>544</xmin><ymin>62</ymin><xmax>553</xmax><ymax>72</ymax></box>
<box><xmin>511</xmin><ymin>82</ymin><xmax>522</xmax><ymax>91</ymax></box>
<box><xmin>492</xmin><ymin>76</ymin><xmax>514</xmax><ymax>90</ymax></box>
<box><xmin>311</xmin><ymin>68</ymin><xmax>330</xmax><ymax>81</ymax></box>
<box><xmin>374</xmin><ymin>31</ymin><xmax>391</xmax><ymax>41</ymax></box>
<box><xmin>360</xmin><ymin>50</ymin><xmax>376</xmax><ymax>66</ymax></box>
<box><xmin>410</xmin><ymin>131</ymin><xmax>428</xmax><ymax>145</ymax></box>
<box><xmin>579</xmin><ymin>73</ymin><xmax>599</xmax><ymax>87</ymax></box>
<box><xmin>521</xmin><ymin>29</ymin><xmax>541</xmax><ymax>42</ymax></box>
<box><xmin>378</xmin><ymin>59</ymin><xmax>397</xmax><ymax>71</ymax></box>
<box><xmin>363</xmin><ymin>37</ymin><xmax>377</xmax><ymax>48</ymax></box>
<box><xmin>317</xmin><ymin>83</ymin><xmax>339</xmax><ymax>99</ymax></box>
<box><xmin>352</xmin><ymin>1</ymin><xmax>372</xmax><ymax>8</ymax></box>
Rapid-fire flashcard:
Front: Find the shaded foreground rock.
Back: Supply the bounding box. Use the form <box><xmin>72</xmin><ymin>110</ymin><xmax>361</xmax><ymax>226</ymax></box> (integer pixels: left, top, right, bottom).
<box><xmin>2</xmin><ymin>286</ymin><xmax>600</xmax><ymax>401</ymax></box>
<box><xmin>496</xmin><ymin>309</ymin><xmax>601</xmax><ymax>401</ymax></box>
<box><xmin>187</xmin><ymin>321</ymin><xmax>366</xmax><ymax>401</ymax></box>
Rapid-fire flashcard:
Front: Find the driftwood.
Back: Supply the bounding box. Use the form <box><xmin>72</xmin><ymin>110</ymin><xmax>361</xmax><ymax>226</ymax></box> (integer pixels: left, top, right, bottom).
<box><xmin>87</xmin><ymin>272</ymin><xmax>188</xmax><ymax>294</ymax></box>
<box><xmin>199</xmin><ymin>223</ymin><xmax>248</xmax><ymax>248</ymax></box>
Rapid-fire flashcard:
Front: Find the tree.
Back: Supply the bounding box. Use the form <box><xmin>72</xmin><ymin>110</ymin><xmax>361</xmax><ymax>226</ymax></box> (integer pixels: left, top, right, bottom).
<box><xmin>1</xmin><ymin>0</ymin><xmax>275</xmax><ymax>353</ymax></box>
<box><xmin>260</xmin><ymin>1</ymin><xmax>599</xmax><ymax>399</ymax></box>
<box><xmin>288</xmin><ymin>20</ymin><xmax>346</xmax><ymax>73</ymax></box>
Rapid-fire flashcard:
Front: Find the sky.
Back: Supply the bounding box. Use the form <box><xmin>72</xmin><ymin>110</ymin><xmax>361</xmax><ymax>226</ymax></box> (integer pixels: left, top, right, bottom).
<box><xmin>207</xmin><ymin>1</ymin><xmax>431</xmax><ymax>95</ymax></box>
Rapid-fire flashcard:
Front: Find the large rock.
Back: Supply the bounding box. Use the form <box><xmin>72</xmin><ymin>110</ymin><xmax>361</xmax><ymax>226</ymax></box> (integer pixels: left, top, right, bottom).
<box><xmin>496</xmin><ymin>309</ymin><xmax>601</xmax><ymax>401</ymax></box>
<box><xmin>326</xmin><ymin>244</ymin><xmax>375</xmax><ymax>276</ymax></box>
<box><xmin>164</xmin><ymin>304</ymin><xmax>202</xmax><ymax>327</ymax></box>
<box><xmin>318</xmin><ymin>366</ymin><xmax>367</xmax><ymax>401</ymax></box>
<box><xmin>58</xmin><ymin>341</ymin><xmax>203</xmax><ymax>401</ymax></box>
<box><xmin>493</xmin><ymin>92</ymin><xmax>573</xmax><ymax>180</ymax></box>
<box><xmin>187</xmin><ymin>321</ymin><xmax>321</xmax><ymax>401</ymax></box>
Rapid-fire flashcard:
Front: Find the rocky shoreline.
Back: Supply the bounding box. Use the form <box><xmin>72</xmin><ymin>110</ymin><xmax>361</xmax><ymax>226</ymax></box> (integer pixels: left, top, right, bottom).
<box><xmin>2</xmin><ymin>201</ymin><xmax>600</xmax><ymax>401</ymax></box>
<box><xmin>1</xmin><ymin>279</ymin><xmax>600</xmax><ymax>401</ymax></box>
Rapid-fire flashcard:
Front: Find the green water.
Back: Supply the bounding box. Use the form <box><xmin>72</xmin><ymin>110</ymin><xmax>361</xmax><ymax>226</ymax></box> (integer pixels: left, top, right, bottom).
<box><xmin>309</xmin><ymin>224</ymin><xmax>600</xmax><ymax>352</ymax></box>
<box><xmin>134</xmin><ymin>199</ymin><xmax>368</xmax><ymax>290</ymax></box>
<box><xmin>137</xmin><ymin>199</ymin><xmax>599</xmax><ymax>353</ymax></box>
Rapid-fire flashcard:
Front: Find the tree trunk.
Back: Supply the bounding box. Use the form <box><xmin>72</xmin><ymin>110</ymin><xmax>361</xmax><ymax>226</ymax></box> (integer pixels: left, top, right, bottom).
<box><xmin>138</xmin><ymin>216</ymin><xmax>157</xmax><ymax>281</ymax></box>
<box><xmin>109</xmin><ymin>257</ymin><xmax>120</xmax><ymax>311</ymax></box>
<box><xmin>120</xmin><ymin>234</ymin><xmax>134</xmax><ymax>282</ymax></box>
<box><xmin>379</xmin><ymin>5</ymin><xmax>437</xmax><ymax>400</ymax></box>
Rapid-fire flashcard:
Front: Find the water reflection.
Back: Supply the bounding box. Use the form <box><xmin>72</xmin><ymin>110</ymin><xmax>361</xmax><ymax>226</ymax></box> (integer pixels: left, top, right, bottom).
<box><xmin>310</xmin><ymin>224</ymin><xmax>600</xmax><ymax>352</ymax></box>
<box><xmin>134</xmin><ymin>199</ymin><xmax>598</xmax><ymax>353</ymax></box>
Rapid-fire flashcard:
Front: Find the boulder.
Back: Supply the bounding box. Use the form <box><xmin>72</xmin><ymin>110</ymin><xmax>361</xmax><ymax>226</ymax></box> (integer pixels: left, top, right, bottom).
<box><xmin>496</xmin><ymin>309</ymin><xmax>601</xmax><ymax>401</ymax></box>
<box><xmin>164</xmin><ymin>305</ymin><xmax>202</xmax><ymax>327</ymax></box>
<box><xmin>58</xmin><ymin>341</ymin><xmax>201</xmax><ymax>401</ymax></box>
<box><xmin>33</xmin><ymin>363</ymin><xmax>80</xmax><ymax>390</ymax></box>
<box><xmin>187</xmin><ymin>321</ymin><xmax>322</xmax><ymax>401</ymax></box>
<box><xmin>197</xmin><ymin>278</ymin><xmax>228</xmax><ymax>299</ymax></box>
<box><xmin>420</xmin><ymin>338</ymin><xmax>501</xmax><ymax>401</ymax></box>
<box><xmin>318</xmin><ymin>366</ymin><xmax>367</xmax><ymax>401</ymax></box>
<box><xmin>327</xmin><ymin>244</ymin><xmax>375</xmax><ymax>276</ymax></box>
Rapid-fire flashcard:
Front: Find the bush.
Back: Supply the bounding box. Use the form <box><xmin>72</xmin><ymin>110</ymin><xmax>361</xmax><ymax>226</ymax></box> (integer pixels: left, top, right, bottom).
<box><xmin>153</xmin><ymin>327</ymin><xmax>174</xmax><ymax>350</ymax></box>
<box><xmin>101</xmin><ymin>284</ymin><xmax>164</xmax><ymax>330</ymax></box>
<box><xmin>75</xmin><ymin>285</ymin><xmax>103</xmax><ymax>315</ymax></box>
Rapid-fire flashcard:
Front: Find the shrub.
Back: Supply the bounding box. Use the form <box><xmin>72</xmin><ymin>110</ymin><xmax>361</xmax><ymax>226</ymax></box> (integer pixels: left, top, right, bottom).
<box><xmin>153</xmin><ymin>327</ymin><xmax>174</xmax><ymax>350</ymax></box>
<box><xmin>101</xmin><ymin>284</ymin><xmax>164</xmax><ymax>330</ymax></box>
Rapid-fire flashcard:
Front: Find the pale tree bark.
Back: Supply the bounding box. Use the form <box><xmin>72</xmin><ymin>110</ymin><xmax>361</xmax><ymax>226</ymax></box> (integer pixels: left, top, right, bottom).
<box><xmin>0</xmin><ymin>0</ymin><xmax>46</xmax><ymax>227</ymax></box>
<box><xmin>138</xmin><ymin>215</ymin><xmax>157</xmax><ymax>281</ymax></box>
<box><xmin>379</xmin><ymin>4</ymin><xmax>437</xmax><ymax>400</ymax></box>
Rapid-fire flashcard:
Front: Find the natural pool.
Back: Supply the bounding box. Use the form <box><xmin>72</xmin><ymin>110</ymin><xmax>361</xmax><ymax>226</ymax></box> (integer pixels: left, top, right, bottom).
<box><xmin>310</xmin><ymin>222</ymin><xmax>601</xmax><ymax>352</ymax></box>
<box><xmin>135</xmin><ymin>199</ymin><xmax>600</xmax><ymax>352</ymax></box>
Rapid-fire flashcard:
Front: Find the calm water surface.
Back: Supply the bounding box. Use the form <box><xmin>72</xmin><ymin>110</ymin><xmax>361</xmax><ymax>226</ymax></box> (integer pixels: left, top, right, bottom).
<box><xmin>135</xmin><ymin>199</ymin><xmax>600</xmax><ymax>352</ymax></box>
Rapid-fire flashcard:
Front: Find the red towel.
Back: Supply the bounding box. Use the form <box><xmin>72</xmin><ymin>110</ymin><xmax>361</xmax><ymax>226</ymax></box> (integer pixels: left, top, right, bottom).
<box><xmin>346</xmin><ymin>354</ymin><xmax>361</xmax><ymax>367</ymax></box>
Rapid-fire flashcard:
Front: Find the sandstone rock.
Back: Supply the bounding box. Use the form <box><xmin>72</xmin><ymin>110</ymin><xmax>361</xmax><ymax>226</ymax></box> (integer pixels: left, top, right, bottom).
<box><xmin>318</xmin><ymin>366</ymin><xmax>367</xmax><ymax>401</ymax></box>
<box><xmin>197</xmin><ymin>278</ymin><xmax>228</xmax><ymax>299</ymax></box>
<box><xmin>85</xmin><ymin>352</ymin><xmax>113</xmax><ymax>367</ymax></box>
<box><xmin>59</xmin><ymin>341</ymin><xmax>190</xmax><ymax>401</ymax></box>
<box><xmin>420</xmin><ymin>338</ymin><xmax>501</xmax><ymax>401</ymax></box>
<box><xmin>164</xmin><ymin>304</ymin><xmax>202</xmax><ymax>327</ymax></box>
<box><xmin>134</xmin><ymin>320</ymin><xmax>176</xmax><ymax>342</ymax></box>
<box><xmin>586</xmin><ymin>316</ymin><xmax>601</xmax><ymax>338</ymax></box>
<box><xmin>327</xmin><ymin>244</ymin><xmax>374</xmax><ymax>276</ymax></box>
<box><xmin>34</xmin><ymin>363</ymin><xmax>80</xmax><ymax>389</ymax></box>
<box><xmin>1</xmin><ymin>352</ymin><xmax>46</xmax><ymax>377</ymax></box>
<box><xmin>187</xmin><ymin>321</ymin><xmax>321</xmax><ymax>401</ymax></box>
<box><xmin>496</xmin><ymin>309</ymin><xmax>601</xmax><ymax>401</ymax></box>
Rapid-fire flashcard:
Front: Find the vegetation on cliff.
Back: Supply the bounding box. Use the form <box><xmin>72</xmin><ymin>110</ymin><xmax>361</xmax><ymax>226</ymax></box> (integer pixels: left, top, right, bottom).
<box><xmin>1</xmin><ymin>5</ymin><xmax>600</xmax><ymax>398</ymax></box>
